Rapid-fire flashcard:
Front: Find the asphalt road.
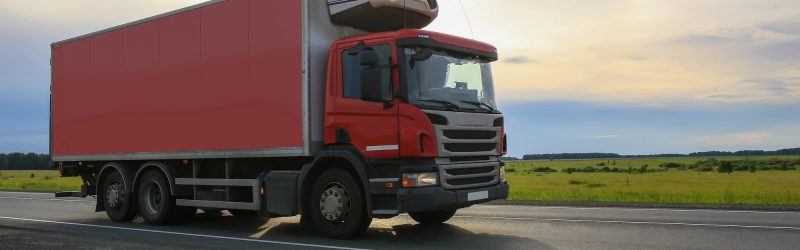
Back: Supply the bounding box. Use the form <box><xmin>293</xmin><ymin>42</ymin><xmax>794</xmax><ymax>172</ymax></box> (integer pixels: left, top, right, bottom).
<box><xmin>0</xmin><ymin>191</ymin><xmax>798</xmax><ymax>250</ymax></box>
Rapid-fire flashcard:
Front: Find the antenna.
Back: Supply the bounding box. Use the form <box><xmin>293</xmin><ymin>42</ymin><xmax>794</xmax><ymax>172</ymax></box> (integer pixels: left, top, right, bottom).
<box><xmin>458</xmin><ymin>0</ymin><xmax>475</xmax><ymax>39</ymax></box>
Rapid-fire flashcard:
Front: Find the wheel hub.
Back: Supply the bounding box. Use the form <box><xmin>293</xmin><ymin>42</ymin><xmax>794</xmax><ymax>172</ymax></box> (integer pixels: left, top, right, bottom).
<box><xmin>144</xmin><ymin>181</ymin><xmax>163</xmax><ymax>215</ymax></box>
<box><xmin>105</xmin><ymin>182</ymin><xmax>123</xmax><ymax>209</ymax></box>
<box><xmin>319</xmin><ymin>183</ymin><xmax>350</xmax><ymax>222</ymax></box>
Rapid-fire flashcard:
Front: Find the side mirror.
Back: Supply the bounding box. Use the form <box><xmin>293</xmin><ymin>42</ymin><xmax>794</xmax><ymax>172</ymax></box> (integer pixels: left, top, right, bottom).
<box><xmin>359</xmin><ymin>50</ymin><xmax>386</xmax><ymax>103</ymax></box>
<box><xmin>410</xmin><ymin>48</ymin><xmax>433</xmax><ymax>69</ymax></box>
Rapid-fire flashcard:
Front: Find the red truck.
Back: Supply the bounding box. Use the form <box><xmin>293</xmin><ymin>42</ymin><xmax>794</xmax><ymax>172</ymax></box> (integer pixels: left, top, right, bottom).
<box><xmin>51</xmin><ymin>0</ymin><xmax>508</xmax><ymax>238</ymax></box>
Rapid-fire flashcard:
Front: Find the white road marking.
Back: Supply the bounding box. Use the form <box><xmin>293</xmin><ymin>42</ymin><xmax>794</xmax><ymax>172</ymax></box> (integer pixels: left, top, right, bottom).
<box><xmin>0</xmin><ymin>191</ymin><xmax>57</xmax><ymax>195</ymax></box>
<box><xmin>0</xmin><ymin>216</ymin><xmax>370</xmax><ymax>250</ymax></box>
<box><xmin>0</xmin><ymin>196</ymin><xmax>92</xmax><ymax>203</ymax></box>
<box><xmin>452</xmin><ymin>215</ymin><xmax>800</xmax><ymax>231</ymax></box>
<box><xmin>486</xmin><ymin>205</ymin><xmax>800</xmax><ymax>215</ymax></box>
<box><xmin>3</xmin><ymin>191</ymin><xmax>793</xmax><ymax>215</ymax></box>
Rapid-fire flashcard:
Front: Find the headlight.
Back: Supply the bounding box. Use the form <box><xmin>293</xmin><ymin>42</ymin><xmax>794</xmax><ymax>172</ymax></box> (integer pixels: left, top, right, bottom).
<box><xmin>500</xmin><ymin>166</ymin><xmax>506</xmax><ymax>180</ymax></box>
<box><xmin>402</xmin><ymin>172</ymin><xmax>439</xmax><ymax>187</ymax></box>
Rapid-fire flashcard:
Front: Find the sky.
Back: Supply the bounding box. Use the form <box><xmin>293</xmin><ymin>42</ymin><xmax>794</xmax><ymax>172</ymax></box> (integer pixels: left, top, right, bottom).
<box><xmin>1</xmin><ymin>0</ymin><xmax>799</xmax><ymax>156</ymax></box>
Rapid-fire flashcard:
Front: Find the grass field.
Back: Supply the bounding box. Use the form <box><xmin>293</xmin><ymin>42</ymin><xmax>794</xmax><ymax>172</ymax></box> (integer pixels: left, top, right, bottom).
<box><xmin>0</xmin><ymin>170</ymin><xmax>81</xmax><ymax>191</ymax></box>
<box><xmin>1</xmin><ymin>156</ymin><xmax>799</xmax><ymax>205</ymax></box>
<box><xmin>505</xmin><ymin>156</ymin><xmax>800</xmax><ymax>205</ymax></box>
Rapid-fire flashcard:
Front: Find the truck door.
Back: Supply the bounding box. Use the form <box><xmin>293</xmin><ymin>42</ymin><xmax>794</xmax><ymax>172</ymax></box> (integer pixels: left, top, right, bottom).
<box><xmin>330</xmin><ymin>42</ymin><xmax>399</xmax><ymax>159</ymax></box>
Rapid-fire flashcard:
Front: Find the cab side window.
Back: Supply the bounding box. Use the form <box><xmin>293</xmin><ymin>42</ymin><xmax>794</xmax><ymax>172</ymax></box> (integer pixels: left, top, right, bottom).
<box><xmin>342</xmin><ymin>44</ymin><xmax>392</xmax><ymax>99</ymax></box>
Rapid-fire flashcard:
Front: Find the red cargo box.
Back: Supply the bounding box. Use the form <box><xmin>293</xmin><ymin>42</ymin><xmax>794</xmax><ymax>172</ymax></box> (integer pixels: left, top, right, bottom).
<box><xmin>51</xmin><ymin>0</ymin><xmax>309</xmax><ymax>161</ymax></box>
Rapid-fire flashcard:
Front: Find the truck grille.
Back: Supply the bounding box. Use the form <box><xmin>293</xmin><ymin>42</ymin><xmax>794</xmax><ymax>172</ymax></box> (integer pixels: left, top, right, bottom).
<box><xmin>444</xmin><ymin>143</ymin><xmax>496</xmax><ymax>152</ymax></box>
<box><xmin>425</xmin><ymin>111</ymin><xmax>502</xmax><ymax>157</ymax></box>
<box><xmin>443</xmin><ymin>130</ymin><xmax>497</xmax><ymax>140</ymax></box>
<box><xmin>439</xmin><ymin>162</ymin><xmax>499</xmax><ymax>189</ymax></box>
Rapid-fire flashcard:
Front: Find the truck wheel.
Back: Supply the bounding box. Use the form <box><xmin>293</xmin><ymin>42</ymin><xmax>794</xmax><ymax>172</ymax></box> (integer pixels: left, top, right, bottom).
<box><xmin>137</xmin><ymin>170</ymin><xmax>175</xmax><ymax>225</ymax></box>
<box><xmin>102</xmin><ymin>171</ymin><xmax>137</xmax><ymax>222</ymax></box>
<box><xmin>409</xmin><ymin>209</ymin><xmax>457</xmax><ymax>225</ymax></box>
<box><xmin>310</xmin><ymin>168</ymin><xmax>371</xmax><ymax>239</ymax></box>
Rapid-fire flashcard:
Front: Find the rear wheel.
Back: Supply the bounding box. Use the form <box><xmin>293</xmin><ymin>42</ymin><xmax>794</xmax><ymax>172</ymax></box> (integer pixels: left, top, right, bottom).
<box><xmin>137</xmin><ymin>170</ymin><xmax>175</xmax><ymax>225</ymax></box>
<box><xmin>310</xmin><ymin>168</ymin><xmax>371</xmax><ymax>239</ymax></box>
<box><xmin>102</xmin><ymin>171</ymin><xmax>137</xmax><ymax>222</ymax></box>
<box><xmin>409</xmin><ymin>209</ymin><xmax>457</xmax><ymax>225</ymax></box>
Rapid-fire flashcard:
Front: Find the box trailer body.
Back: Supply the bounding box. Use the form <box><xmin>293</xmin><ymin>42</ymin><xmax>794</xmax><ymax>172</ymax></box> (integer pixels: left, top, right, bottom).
<box><xmin>52</xmin><ymin>0</ymin><xmax>366</xmax><ymax>161</ymax></box>
<box><xmin>51</xmin><ymin>0</ymin><xmax>509</xmax><ymax>239</ymax></box>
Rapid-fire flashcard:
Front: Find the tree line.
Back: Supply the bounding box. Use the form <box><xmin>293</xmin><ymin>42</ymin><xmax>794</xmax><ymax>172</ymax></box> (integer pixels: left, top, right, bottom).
<box><xmin>516</xmin><ymin>147</ymin><xmax>800</xmax><ymax>160</ymax></box>
<box><xmin>0</xmin><ymin>153</ymin><xmax>51</xmax><ymax>170</ymax></box>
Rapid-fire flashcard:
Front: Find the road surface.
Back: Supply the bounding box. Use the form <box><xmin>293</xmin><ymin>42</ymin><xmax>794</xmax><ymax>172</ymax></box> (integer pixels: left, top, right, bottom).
<box><xmin>0</xmin><ymin>191</ymin><xmax>798</xmax><ymax>249</ymax></box>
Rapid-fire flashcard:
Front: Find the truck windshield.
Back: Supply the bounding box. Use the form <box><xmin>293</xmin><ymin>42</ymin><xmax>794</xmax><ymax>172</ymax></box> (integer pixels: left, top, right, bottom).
<box><xmin>403</xmin><ymin>47</ymin><xmax>498</xmax><ymax>113</ymax></box>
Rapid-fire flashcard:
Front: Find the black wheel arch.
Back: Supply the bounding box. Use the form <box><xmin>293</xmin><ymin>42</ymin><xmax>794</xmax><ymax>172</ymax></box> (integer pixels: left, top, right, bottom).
<box><xmin>298</xmin><ymin>144</ymin><xmax>374</xmax><ymax>219</ymax></box>
<box><xmin>96</xmin><ymin>162</ymin><xmax>136</xmax><ymax>212</ymax></box>
<box><xmin>133</xmin><ymin>161</ymin><xmax>178</xmax><ymax>196</ymax></box>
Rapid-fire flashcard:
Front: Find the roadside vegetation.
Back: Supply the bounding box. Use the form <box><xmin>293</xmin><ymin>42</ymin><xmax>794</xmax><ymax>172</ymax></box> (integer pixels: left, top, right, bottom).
<box><xmin>0</xmin><ymin>170</ymin><xmax>81</xmax><ymax>191</ymax></box>
<box><xmin>505</xmin><ymin>156</ymin><xmax>800</xmax><ymax>205</ymax></box>
<box><xmin>2</xmin><ymin>156</ymin><xmax>799</xmax><ymax>206</ymax></box>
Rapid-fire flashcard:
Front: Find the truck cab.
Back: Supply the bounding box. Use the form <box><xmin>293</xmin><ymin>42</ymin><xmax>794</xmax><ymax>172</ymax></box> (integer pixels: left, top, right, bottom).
<box><xmin>324</xmin><ymin>29</ymin><xmax>508</xmax><ymax>219</ymax></box>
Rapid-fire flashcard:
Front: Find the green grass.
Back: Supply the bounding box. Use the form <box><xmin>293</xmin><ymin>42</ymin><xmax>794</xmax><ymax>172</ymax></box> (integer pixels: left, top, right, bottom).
<box><xmin>505</xmin><ymin>155</ymin><xmax>800</xmax><ymax>171</ymax></box>
<box><xmin>505</xmin><ymin>156</ymin><xmax>800</xmax><ymax>205</ymax></box>
<box><xmin>2</xmin><ymin>155</ymin><xmax>799</xmax><ymax>206</ymax></box>
<box><xmin>0</xmin><ymin>170</ymin><xmax>82</xmax><ymax>191</ymax></box>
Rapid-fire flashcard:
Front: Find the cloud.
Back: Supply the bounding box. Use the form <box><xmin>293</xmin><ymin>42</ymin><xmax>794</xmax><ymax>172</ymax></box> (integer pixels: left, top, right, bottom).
<box><xmin>0</xmin><ymin>134</ymin><xmax>48</xmax><ymax>153</ymax></box>
<box><xmin>687</xmin><ymin>132</ymin><xmax>772</xmax><ymax>147</ymax></box>
<box><xmin>623</xmin><ymin>55</ymin><xmax>648</xmax><ymax>61</ymax></box>
<box><xmin>503</xmin><ymin>56</ymin><xmax>537</xmax><ymax>64</ymax></box>
<box><xmin>741</xmin><ymin>78</ymin><xmax>791</xmax><ymax>95</ymax></box>
<box><xmin>697</xmin><ymin>24</ymin><xmax>800</xmax><ymax>43</ymax></box>
<box><xmin>700</xmin><ymin>94</ymin><xmax>749</xmax><ymax>101</ymax></box>
<box><xmin>584</xmin><ymin>135</ymin><xmax>623</xmax><ymax>139</ymax></box>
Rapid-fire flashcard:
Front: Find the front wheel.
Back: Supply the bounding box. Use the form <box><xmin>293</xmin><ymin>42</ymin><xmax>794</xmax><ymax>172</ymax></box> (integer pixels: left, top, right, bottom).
<box><xmin>309</xmin><ymin>168</ymin><xmax>371</xmax><ymax>239</ymax></box>
<box><xmin>409</xmin><ymin>209</ymin><xmax>457</xmax><ymax>225</ymax></box>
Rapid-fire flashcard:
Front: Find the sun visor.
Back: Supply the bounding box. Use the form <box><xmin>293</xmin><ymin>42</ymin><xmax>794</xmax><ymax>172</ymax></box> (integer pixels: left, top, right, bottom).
<box><xmin>327</xmin><ymin>0</ymin><xmax>439</xmax><ymax>32</ymax></box>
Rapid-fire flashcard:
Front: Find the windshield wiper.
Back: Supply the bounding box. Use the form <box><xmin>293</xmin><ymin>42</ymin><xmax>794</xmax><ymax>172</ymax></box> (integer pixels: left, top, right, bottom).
<box><xmin>418</xmin><ymin>99</ymin><xmax>460</xmax><ymax>111</ymax></box>
<box><xmin>459</xmin><ymin>100</ymin><xmax>495</xmax><ymax>112</ymax></box>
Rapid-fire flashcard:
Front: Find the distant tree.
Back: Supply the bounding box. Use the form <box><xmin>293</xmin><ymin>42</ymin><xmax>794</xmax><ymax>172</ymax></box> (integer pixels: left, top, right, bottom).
<box><xmin>718</xmin><ymin>161</ymin><xmax>733</xmax><ymax>174</ymax></box>
<box><xmin>660</xmin><ymin>162</ymin><xmax>684</xmax><ymax>169</ymax></box>
<box><xmin>749</xmin><ymin>164</ymin><xmax>756</xmax><ymax>173</ymax></box>
<box><xmin>639</xmin><ymin>165</ymin><xmax>648</xmax><ymax>173</ymax></box>
<box><xmin>596</xmin><ymin>162</ymin><xmax>606</xmax><ymax>167</ymax></box>
<box><xmin>0</xmin><ymin>153</ymin><xmax>6</xmax><ymax>169</ymax></box>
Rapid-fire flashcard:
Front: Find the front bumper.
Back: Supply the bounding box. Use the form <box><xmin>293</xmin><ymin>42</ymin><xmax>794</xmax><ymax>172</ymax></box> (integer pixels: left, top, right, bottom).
<box><xmin>389</xmin><ymin>180</ymin><xmax>509</xmax><ymax>214</ymax></box>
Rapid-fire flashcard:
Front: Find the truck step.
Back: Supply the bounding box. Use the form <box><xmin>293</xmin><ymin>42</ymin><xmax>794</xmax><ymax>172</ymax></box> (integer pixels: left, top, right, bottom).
<box><xmin>176</xmin><ymin>199</ymin><xmax>257</xmax><ymax>211</ymax></box>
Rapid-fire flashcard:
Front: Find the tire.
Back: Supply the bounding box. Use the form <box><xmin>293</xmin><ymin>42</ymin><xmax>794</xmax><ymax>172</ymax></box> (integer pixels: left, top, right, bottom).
<box><xmin>101</xmin><ymin>170</ymin><xmax>137</xmax><ymax>222</ymax></box>
<box><xmin>228</xmin><ymin>209</ymin><xmax>258</xmax><ymax>217</ymax></box>
<box><xmin>409</xmin><ymin>209</ymin><xmax>457</xmax><ymax>225</ymax></box>
<box><xmin>309</xmin><ymin>168</ymin><xmax>371</xmax><ymax>239</ymax></box>
<box><xmin>137</xmin><ymin>170</ymin><xmax>175</xmax><ymax>225</ymax></box>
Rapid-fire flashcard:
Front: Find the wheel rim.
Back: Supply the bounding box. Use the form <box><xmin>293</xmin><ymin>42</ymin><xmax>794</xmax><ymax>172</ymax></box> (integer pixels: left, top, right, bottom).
<box><xmin>144</xmin><ymin>181</ymin><xmax>163</xmax><ymax>215</ymax></box>
<box><xmin>106</xmin><ymin>182</ymin><xmax>123</xmax><ymax>209</ymax></box>
<box><xmin>319</xmin><ymin>182</ymin><xmax>351</xmax><ymax>224</ymax></box>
